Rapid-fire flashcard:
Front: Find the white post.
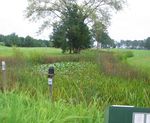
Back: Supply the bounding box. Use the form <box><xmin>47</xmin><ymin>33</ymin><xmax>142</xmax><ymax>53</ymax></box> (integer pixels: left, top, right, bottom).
<box><xmin>48</xmin><ymin>66</ymin><xmax>54</xmax><ymax>100</ymax></box>
<box><xmin>2</xmin><ymin>61</ymin><xmax>6</xmax><ymax>71</ymax></box>
<box><xmin>1</xmin><ymin>61</ymin><xmax>6</xmax><ymax>92</ymax></box>
<box><xmin>48</xmin><ymin>78</ymin><xmax>53</xmax><ymax>99</ymax></box>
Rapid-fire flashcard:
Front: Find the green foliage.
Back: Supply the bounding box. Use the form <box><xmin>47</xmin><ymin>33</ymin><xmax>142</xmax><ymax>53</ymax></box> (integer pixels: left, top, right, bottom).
<box><xmin>0</xmin><ymin>33</ymin><xmax>50</xmax><ymax>47</ymax></box>
<box><xmin>100</xmin><ymin>32</ymin><xmax>115</xmax><ymax>48</ymax></box>
<box><xmin>91</xmin><ymin>20</ymin><xmax>115</xmax><ymax>48</ymax></box>
<box><xmin>1</xmin><ymin>48</ymin><xmax>150</xmax><ymax>122</ymax></box>
<box><xmin>25</xmin><ymin>0</ymin><xmax>126</xmax><ymax>50</ymax></box>
<box><xmin>28</xmin><ymin>51</ymin><xmax>49</xmax><ymax>64</ymax></box>
<box><xmin>65</xmin><ymin>4</ymin><xmax>92</xmax><ymax>53</ymax></box>
<box><xmin>52</xmin><ymin>3</ymin><xmax>92</xmax><ymax>53</ymax></box>
<box><xmin>115</xmin><ymin>51</ymin><xmax>134</xmax><ymax>61</ymax></box>
<box><xmin>124</xmin><ymin>51</ymin><xmax>134</xmax><ymax>58</ymax></box>
<box><xmin>0</xmin><ymin>92</ymin><xmax>102</xmax><ymax>123</ymax></box>
<box><xmin>51</xmin><ymin>22</ymin><xmax>68</xmax><ymax>52</ymax></box>
<box><xmin>145</xmin><ymin>37</ymin><xmax>150</xmax><ymax>49</ymax></box>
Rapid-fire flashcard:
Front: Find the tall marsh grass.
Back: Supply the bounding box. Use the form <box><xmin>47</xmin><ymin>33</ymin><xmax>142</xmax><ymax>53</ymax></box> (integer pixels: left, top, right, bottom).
<box><xmin>1</xmin><ymin>48</ymin><xmax>150</xmax><ymax>123</ymax></box>
<box><xmin>98</xmin><ymin>51</ymin><xmax>150</xmax><ymax>82</ymax></box>
<box><xmin>0</xmin><ymin>92</ymin><xmax>102</xmax><ymax>123</ymax></box>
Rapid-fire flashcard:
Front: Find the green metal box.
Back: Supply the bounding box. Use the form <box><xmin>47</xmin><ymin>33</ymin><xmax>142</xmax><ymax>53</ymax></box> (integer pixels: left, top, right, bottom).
<box><xmin>104</xmin><ymin>105</ymin><xmax>150</xmax><ymax>123</ymax></box>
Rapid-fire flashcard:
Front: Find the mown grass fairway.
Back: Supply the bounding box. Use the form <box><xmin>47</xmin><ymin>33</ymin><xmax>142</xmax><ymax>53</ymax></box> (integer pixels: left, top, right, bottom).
<box><xmin>0</xmin><ymin>46</ymin><xmax>62</xmax><ymax>57</ymax></box>
<box><xmin>0</xmin><ymin>46</ymin><xmax>13</xmax><ymax>56</ymax></box>
<box><xmin>109</xmin><ymin>48</ymin><xmax>150</xmax><ymax>71</ymax></box>
<box><xmin>127</xmin><ymin>50</ymin><xmax>150</xmax><ymax>71</ymax></box>
<box><xmin>0</xmin><ymin>46</ymin><xmax>150</xmax><ymax>123</ymax></box>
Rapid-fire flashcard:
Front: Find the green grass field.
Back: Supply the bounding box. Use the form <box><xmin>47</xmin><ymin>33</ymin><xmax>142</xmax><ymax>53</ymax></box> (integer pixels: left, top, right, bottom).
<box><xmin>0</xmin><ymin>46</ymin><xmax>62</xmax><ymax>57</ymax></box>
<box><xmin>0</xmin><ymin>46</ymin><xmax>150</xmax><ymax>123</ymax></box>
<box><xmin>108</xmin><ymin>48</ymin><xmax>150</xmax><ymax>71</ymax></box>
<box><xmin>127</xmin><ymin>50</ymin><xmax>150</xmax><ymax>71</ymax></box>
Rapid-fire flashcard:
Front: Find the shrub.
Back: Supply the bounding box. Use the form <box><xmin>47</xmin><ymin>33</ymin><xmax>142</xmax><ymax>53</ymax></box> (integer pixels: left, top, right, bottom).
<box><xmin>125</xmin><ymin>51</ymin><xmax>134</xmax><ymax>58</ymax></box>
<box><xmin>28</xmin><ymin>51</ymin><xmax>49</xmax><ymax>64</ymax></box>
<box><xmin>115</xmin><ymin>51</ymin><xmax>134</xmax><ymax>61</ymax></box>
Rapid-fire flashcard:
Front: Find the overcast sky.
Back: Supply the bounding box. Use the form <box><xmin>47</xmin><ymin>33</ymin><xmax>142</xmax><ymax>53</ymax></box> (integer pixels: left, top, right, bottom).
<box><xmin>0</xmin><ymin>0</ymin><xmax>150</xmax><ymax>41</ymax></box>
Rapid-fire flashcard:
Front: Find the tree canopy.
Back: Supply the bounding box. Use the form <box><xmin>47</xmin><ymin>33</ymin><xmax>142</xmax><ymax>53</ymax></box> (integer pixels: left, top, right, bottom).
<box><xmin>51</xmin><ymin>3</ymin><xmax>92</xmax><ymax>53</ymax></box>
<box><xmin>26</xmin><ymin>0</ymin><xmax>126</xmax><ymax>29</ymax></box>
<box><xmin>25</xmin><ymin>0</ymin><xmax>126</xmax><ymax>52</ymax></box>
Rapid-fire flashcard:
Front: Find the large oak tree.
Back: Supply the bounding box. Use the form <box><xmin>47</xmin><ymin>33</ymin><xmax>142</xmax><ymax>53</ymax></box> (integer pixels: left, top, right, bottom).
<box><xmin>51</xmin><ymin>3</ymin><xmax>92</xmax><ymax>53</ymax></box>
<box><xmin>26</xmin><ymin>0</ymin><xmax>126</xmax><ymax>28</ymax></box>
<box><xmin>25</xmin><ymin>0</ymin><xmax>126</xmax><ymax>51</ymax></box>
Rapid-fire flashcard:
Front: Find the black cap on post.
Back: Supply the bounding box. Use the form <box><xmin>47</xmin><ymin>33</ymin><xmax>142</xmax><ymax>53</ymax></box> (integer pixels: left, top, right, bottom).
<box><xmin>48</xmin><ymin>66</ymin><xmax>54</xmax><ymax>78</ymax></box>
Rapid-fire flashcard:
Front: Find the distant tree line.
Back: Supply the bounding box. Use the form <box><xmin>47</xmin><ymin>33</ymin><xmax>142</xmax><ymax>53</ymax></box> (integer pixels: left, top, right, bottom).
<box><xmin>116</xmin><ymin>37</ymin><xmax>150</xmax><ymax>50</ymax></box>
<box><xmin>0</xmin><ymin>33</ymin><xmax>51</xmax><ymax>47</ymax></box>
